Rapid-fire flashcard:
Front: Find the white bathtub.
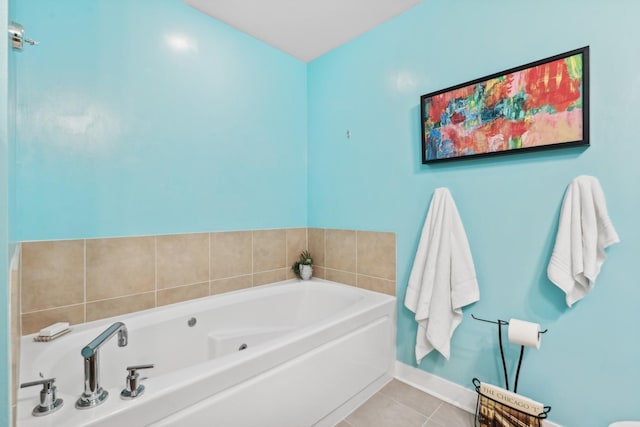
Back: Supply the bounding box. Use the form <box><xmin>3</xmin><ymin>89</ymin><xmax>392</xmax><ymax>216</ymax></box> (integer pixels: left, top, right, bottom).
<box><xmin>18</xmin><ymin>279</ymin><xmax>396</xmax><ymax>427</ymax></box>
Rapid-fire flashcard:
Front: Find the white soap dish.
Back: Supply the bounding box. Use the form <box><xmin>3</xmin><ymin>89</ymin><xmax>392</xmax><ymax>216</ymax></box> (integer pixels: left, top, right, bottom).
<box><xmin>34</xmin><ymin>322</ymin><xmax>71</xmax><ymax>342</ymax></box>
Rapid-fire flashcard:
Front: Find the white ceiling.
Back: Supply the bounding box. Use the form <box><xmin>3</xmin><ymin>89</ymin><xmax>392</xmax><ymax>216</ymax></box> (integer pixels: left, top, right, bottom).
<box><xmin>183</xmin><ymin>0</ymin><xmax>422</xmax><ymax>62</ymax></box>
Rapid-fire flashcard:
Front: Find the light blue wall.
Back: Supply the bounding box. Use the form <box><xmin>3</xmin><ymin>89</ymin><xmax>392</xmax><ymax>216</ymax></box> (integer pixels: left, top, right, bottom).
<box><xmin>0</xmin><ymin>11</ymin><xmax>7</xmax><ymax>427</ymax></box>
<box><xmin>15</xmin><ymin>0</ymin><xmax>308</xmax><ymax>241</ymax></box>
<box><xmin>308</xmin><ymin>1</ymin><xmax>640</xmax><ymax>426</ymax></box>
<box><xmin>10</xmin><ymin>0</ymin><xmax>640</xmax><ymax>426</ymax></box>
<box><xmin>1</xmin><ymin>0</ymin><xmax>13</xmax><ymax>423</ymax></box>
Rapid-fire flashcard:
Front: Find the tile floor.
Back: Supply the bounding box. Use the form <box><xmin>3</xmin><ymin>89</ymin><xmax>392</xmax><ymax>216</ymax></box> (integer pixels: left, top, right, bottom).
<box><xmin>337</xmin><ymin>379</ymin><xmax>475</xmax><ymax>427</ymax></box>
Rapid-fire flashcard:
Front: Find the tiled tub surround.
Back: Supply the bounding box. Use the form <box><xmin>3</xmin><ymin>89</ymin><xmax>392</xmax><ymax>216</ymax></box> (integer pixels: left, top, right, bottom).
<box><xmin>309</xmin><ymin>228</ymin><xmax>396</xmax><ymax>295</ymax></box>
<box><xmin>19</xmin><ymin>228</ymin><xmax>396</xmax><ymax>335</ymax></box>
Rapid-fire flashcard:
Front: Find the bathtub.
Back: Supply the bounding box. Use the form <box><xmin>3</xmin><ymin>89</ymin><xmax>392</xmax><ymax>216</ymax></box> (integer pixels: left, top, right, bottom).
<box><xmin>18</xmin><ymin>278</ymin><xmax>396</xmax><ymax>427</ymax></box>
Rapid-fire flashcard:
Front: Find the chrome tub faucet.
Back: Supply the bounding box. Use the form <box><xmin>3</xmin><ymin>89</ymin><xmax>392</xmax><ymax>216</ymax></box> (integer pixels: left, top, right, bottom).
<box><xmin>75</xmin><ymin>321</ymin><xmax>128</xmax><ymax>409</ymax></box>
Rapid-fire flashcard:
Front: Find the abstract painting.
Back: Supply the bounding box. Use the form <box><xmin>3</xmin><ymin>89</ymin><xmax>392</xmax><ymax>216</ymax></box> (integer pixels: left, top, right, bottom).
<box><xmin>421</xmin><ymin>47</ymin><xmax>589</xmax><ymax>163</ymax></box>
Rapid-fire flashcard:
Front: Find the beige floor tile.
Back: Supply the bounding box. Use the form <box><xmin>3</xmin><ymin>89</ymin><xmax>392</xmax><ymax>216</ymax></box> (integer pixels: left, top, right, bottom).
<box><xmin>425</xmin><ymin>401</ymin><xmax>475</xmax><ymax>427</ymax></box>
<box><xmin>337</xmin><ymin>381</ymin><xmax>477</xmax><ymax>427</ymax></box>
<box><xmin>345</xmin><ymin>392</ymin><xmax>427</xmax><ymax>427</ymax></box>
<box><xmin>378</xmin><ymin>379</ymin><xmax>442</xmax><ymax>417</ymax></box>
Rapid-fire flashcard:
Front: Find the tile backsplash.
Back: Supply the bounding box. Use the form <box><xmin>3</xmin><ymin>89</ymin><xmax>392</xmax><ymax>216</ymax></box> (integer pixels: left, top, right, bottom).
<box><xmin>309</xmin><ymin>228</ymin><xmax>396</xmax><ymax>296</ymax></box>
<box><xmin>19</xmin><ymin>228</ymin><xmax>396</xmax><ymax>335</ymax></box>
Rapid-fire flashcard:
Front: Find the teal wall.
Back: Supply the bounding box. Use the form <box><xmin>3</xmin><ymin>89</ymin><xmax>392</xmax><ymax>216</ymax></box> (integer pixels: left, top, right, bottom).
<box><xmin>0</xmin><ymin>0</ymin><xmax>8</xmax><ymax>421</ymax></box>
<box><xmin>308</xmin><ymin>1</ymin><xmax>640</xmax><ymax>426</ymax></box>
<box><xmin>15</xmin><ymin>0</ymin><xmax>308</xmax><ymax>241</ymax></box>
<box><xmin>1</xmin><ymin>0</ymin><xmax>14</xmax><ymax>422</ymax></box>
<box><xmin>9</xmin><ymin>0</ymin><xmax>640</xmax><ymax>426</ymax></box>
<box><xmin>1</xmin><ymin>0</ymin><xmax>15</xmax><ymax>423</ymax></box>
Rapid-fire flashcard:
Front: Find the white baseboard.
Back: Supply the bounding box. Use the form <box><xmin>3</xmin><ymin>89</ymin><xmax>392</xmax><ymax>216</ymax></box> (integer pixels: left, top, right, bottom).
<box><xmin>394</xmin><ymin>361</ymin><xmax>561</xmax><ymax>427</ymax></box>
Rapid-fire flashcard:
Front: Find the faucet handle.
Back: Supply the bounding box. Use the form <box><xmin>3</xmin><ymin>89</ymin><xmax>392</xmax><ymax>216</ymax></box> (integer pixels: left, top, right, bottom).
<box><xmin>20</xmin><ymin>377</ymin><xmax>64</xmax><ymax>416</ymax></box>
<box><xmin>121</xmin><ymin>364</ymin><xmax>154</xmax><ymax>400</ymax></box>
<box><xmin>126</xmin><ymin>364</ymin><xmax>154</xmax><ymax>373</ymax></box>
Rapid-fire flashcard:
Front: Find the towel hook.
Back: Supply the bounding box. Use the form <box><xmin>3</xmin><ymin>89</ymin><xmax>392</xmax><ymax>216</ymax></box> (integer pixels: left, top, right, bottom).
<box><xmin>8</xmin><ymin>22</ymin><xmax>39</xmax><ymax>51</ymax></box>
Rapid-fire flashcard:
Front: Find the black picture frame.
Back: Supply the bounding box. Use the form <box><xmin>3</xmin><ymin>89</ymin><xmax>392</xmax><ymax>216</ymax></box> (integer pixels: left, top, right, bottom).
<box><xmin>421</xmin><ymin>46</ymin><xmax>589</xmax><ymax>164</ymax></box>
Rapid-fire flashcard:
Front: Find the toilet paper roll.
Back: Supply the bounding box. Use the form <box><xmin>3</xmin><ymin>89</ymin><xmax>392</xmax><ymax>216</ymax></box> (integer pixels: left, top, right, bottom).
<box><xmin>508</xmin><ymin>318</ymin><xmax>541</xmax><ymax>349</ymax></box>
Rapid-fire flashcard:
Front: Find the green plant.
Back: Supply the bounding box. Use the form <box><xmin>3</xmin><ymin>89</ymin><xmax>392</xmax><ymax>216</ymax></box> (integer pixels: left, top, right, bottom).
<box><xmin>291</xmin><ymin>250</ymin><xmax>313</xmax><ymax>279</ymax></box>
<box><xmin>298</xmin><ymin>250</ymin><xmax>313</xmax><ymax>266</ymax></box>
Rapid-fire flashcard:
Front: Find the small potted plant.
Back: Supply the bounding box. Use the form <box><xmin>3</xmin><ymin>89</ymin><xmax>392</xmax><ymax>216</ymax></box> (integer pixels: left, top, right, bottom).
<box><xmin>292</xmin><ymin>250</ymin><xmax>313</xmax><ymax>280</ymax></box>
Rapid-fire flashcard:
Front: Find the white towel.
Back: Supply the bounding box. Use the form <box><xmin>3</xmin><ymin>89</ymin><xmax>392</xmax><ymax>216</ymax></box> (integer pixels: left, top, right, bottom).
<box><xmin>404</xmin><ymin>188</ymin><xmax>480</xmax><ymax>363</ymax></box>
<box><xmin>547</xmin><ymin>175</ymin><xmax>620</xmax><ymax>307</ymax></box>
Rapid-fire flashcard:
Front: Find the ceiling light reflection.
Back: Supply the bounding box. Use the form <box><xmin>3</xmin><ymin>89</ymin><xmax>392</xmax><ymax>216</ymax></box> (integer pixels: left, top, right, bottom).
<box><xmin>165</xmin><ymin>34</ymin><xmax>198</xmax><ymax>53</ymax></box>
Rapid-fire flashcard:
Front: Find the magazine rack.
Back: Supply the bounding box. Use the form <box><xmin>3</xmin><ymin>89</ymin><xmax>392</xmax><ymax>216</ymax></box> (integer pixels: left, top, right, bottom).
<box><xmin>473</xmin><ymin>378</ymin><xmax>551</xmax><ymax>427</ymax></box>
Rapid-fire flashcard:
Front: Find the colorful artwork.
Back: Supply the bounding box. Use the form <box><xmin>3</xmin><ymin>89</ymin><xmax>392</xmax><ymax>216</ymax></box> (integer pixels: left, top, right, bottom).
<box><xmin>421</xmin><ymin>47</ymin><xmax>589</xmax><ymax>163</ymax></box>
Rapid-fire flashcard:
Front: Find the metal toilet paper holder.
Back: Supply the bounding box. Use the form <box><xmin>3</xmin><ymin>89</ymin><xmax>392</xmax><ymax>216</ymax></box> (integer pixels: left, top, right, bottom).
<box><xmin>471</xmin><ymin>314</ymin><xmax>548</xmax><ymax>393</ymax></box>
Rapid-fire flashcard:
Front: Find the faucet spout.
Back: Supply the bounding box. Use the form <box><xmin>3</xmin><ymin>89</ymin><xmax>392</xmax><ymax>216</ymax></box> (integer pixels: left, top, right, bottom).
<box><xmin>81</xmin><ymin>321</ymin><xmax>128</xmax><ymax>358</ymax></box>
<box><xmin>76</xmin><ymin>322</ymin><xmax>128</xmax><ymax>409</ymax></box>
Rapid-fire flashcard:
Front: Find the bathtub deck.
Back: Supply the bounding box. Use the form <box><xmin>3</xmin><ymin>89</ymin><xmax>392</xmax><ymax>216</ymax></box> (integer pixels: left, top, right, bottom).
<box><xmin>336</xmin><ymin>379</ymin><xmax>475</xmax><ymax>427</ymax></box>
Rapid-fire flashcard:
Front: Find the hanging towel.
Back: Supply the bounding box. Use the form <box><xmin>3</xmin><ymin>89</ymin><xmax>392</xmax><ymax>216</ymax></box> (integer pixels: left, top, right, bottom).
<box><xmin>404</xmin><ymin>188</ymin><xmax>480</xmax><ymax>363</ymax></box>
<box><xmin>547</xmin><ymin>175</ymin><xmax>620</xmax><ymax>307</ymax></box>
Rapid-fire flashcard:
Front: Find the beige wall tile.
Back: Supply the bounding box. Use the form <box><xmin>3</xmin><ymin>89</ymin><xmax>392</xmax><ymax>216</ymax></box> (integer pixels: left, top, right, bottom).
<box><xmin>357</xmin><ymin>231</ymin><xmax>396</xmax><ymax>281</ymax></box>
<box><xmin>253</xmin><ymin>229</ymin><xmax>286</xmax><ymax>273</ymax></box>
<box><xmin>210</xmin><ymin>231</ymin><xmax>252</xmax><ymax>280</ymax></box>
<box><xmin>210</xmin><ymin>275</ymin><xmax>252</xmax><ymax>295</ymax></box>
<box><xmin>325</xmin><ymin>269</ymin><xmax>357</xmax><ymax>286</ymax></box>
<box><xmin>308</xmin><ymin>228</ymin><xmax>325</xmax><ymax>267</ymax></box>
<box><xmin>21</xmin><ymin>240</ymin><xmax>84</xmax><ymax>312</ymax></box>
<box><xmin>427</xmin><ymin>401</ymin><xmax>475</xmax><ymax>426</ymax></box>
<box><xmin>157</xmin><ymin>282</ymin><xmax>209</xmax><ymax>306</ymax></box>
<box><xmin>357</xmin><ymin>275</ymin><xmax>396</xmax><ymax>296</ymax></box>
<box><xmin>253</xmin><ymin>269</ymin><xmax>287</xmax><ymax>286</ymax></box>
<box><xmin>22</xmin><ymin>304</ymin><xmax>85</xmax><ymax>335</ymax></box>
<box><xmin>157</xmin><ymin>233</ymin><xmax>209</xmax><ymax>289</ymax></box>
<box><xmin>286</xmin><ymin>228</ymin><xmax>307</xmax><ymax>268</ymax></box>
<box><xmin>325</xmin><ymin>229</ymin><xmax>356</xmax><ymax>272</ymax></box>
<box><xmin>313</xmin><ymin>266</ymin><xmax>326</xmax><ymax>279</ymax></box>
<box><xmin>86</xmin><ymin>237</ymin><xmax>155</xmax><ymax>301</ymax></box>
<box><xmin>86</xmin><ymin>292</ymin><xmax>155</xmax><ymax>322</ymax></box>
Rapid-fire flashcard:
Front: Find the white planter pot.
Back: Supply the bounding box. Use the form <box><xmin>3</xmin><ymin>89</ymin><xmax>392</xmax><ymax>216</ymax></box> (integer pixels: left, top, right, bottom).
<box><xmin>299</xmin><ymin>264</ymin><xmax>313</xmax><ymax>280</ymax></box>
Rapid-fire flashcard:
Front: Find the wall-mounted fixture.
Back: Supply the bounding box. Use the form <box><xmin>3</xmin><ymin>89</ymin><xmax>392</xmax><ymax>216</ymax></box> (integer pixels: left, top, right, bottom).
<box><xmin>8</xmin><ymin>22</ymin><xmax>39</xmax><ymax>50</ymax></box>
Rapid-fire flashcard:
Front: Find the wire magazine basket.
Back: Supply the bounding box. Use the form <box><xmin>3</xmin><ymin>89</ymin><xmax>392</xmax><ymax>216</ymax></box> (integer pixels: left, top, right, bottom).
<box><xmin>473</xmin><ymin>378</ymin><xmax>551</xmax><ymax>427</ymax></box>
